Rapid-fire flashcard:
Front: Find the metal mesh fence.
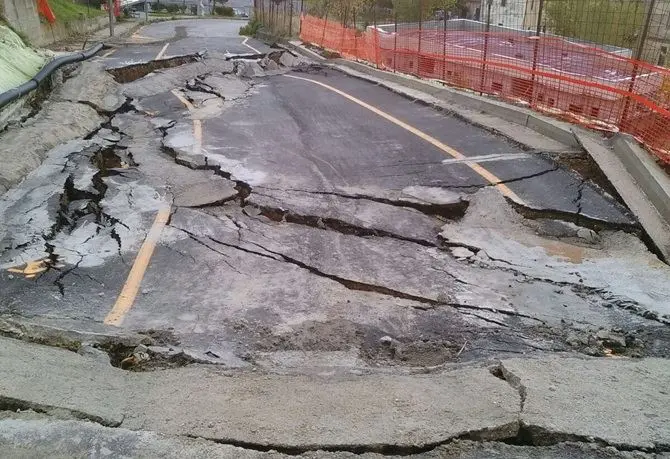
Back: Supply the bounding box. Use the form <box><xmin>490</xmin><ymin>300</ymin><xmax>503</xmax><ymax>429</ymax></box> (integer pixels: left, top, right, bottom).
<box><xmin>256</xmin><ymin>0</ymin><xmax>670</xmax><ymax>162</ymax></box>
<box><xmin>254</xmin><ymin>0</ymin><xmax>302</xmax><ymax>37</ymax></box>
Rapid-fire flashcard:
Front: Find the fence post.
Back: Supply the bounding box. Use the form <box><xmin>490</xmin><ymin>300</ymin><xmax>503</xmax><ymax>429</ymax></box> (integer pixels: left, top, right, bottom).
<box><xmin>107</xmin><ymin>0</ymin><xmax>114</xmax><ymax>37</ymax></box>
<box><xmin>621</xmin><ymin>0</ymin><xmax>657</xmax><ymax>128</ymax></box>
<box><xmin>417</xmin><ymin>0</ymin><xmax>423</xmax><ymax>76</ymax></box>
<box><xmin>442</xmin><ymin>9</ymin><xmax>447</xmax><ymax>81</ymax></box>
<box><xmin>394</xmin><ymin>13</ymin><xmax>398</xmax><ymax>72</ymax></box>
<box><xmin>373</xmin><ymin>3</ymin><xmax>380</xmax><ymax>68</ymax></box>
<box><xmin>340</xmin><ymin>6</ymin><xmax>347</xmax><ymax>53</ymax></box>
<box><xmin>321</xmin><ymin>2</ymin><xmax>328</xmax><ymax>47</ymax></box>
<box><xmin>479</xmin><ymin>0</ymin><xmax>492</xmax><ymax>94</ymax></box>
<box><xmin>529</xmin><ymin>0</ymin><xmax>544</xmax><ymax>107</ymax></box>
<box><xmin>353</xmin><ymin>8</ymin><xmax>358</xmax><ymax>59</ymax></box>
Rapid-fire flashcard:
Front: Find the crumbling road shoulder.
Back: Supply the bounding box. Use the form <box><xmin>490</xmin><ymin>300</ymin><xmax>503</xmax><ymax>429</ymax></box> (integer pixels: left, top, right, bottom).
<box><xmin>0</xmin><ymin>335</ymin><xmax>668</xmax><ymax>455</ymax></box>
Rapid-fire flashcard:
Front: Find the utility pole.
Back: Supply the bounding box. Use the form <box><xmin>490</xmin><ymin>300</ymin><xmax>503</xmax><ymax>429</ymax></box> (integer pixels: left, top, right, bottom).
<box><xmin>108</xmin><ymin>0</ymin><xmax>114</xmax><ymax>37</ymax></box>
<box><xmin>529</xmin><ymin>0</ymin><xmax>544</xmax><ymax>107</ymax></box>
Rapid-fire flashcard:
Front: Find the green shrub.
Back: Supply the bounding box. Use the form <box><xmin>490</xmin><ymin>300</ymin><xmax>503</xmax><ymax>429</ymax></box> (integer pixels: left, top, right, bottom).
<box><xmin>213</xmin><ymin>5</ymin><xmax>234</xmax><ymax>16</ymax></box>
<box><xmin>239</xmin><ymin>19</ymin><xmax>261</xmax><ymax>36</ymax></box>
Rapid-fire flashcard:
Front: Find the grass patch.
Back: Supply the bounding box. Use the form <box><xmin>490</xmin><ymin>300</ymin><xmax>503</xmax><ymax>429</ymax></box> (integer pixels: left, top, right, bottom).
<box><xmin>0</xmin><ymin>17</ymin><xmax>31</xmax><ymax>44</ymax></box>
<box><xmin>239</xmin><ymin>19</ymin><xmax>260</xmax><ymax>36</ymax></box>
<box><xmin>49</xmin><ymin>0</ymin><xmax>105</xmax><ymax>25</ymax></box>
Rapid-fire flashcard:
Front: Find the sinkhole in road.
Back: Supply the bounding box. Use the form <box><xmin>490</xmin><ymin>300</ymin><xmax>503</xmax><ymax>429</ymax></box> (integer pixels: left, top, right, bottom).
<box><xmin>106</xmin><ymin>52</ymin><xmax>204</xmax><ymax>83</ymax></box>
<box><xmin>91</xmin><ymin>146</ymin><xmax>137</xmax><ymax>174</ymax></box>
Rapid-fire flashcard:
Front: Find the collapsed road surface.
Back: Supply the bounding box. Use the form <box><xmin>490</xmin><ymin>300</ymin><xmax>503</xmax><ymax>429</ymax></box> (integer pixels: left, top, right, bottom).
<box><xmin>0</xmin><ymin>18</ymin><xmax>669</xmax><ymax>458</ymax></box>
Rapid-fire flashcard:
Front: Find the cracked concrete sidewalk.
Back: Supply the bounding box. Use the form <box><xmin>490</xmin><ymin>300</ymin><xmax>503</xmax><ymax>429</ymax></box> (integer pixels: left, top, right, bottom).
<box><xmin>0</xmin><ymin>335</ymin><xmax>668</xmax><ymax>455</ymax></box>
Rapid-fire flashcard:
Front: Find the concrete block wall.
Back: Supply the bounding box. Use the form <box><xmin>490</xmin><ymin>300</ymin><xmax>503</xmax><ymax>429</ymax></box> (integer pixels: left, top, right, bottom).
<box><xmin>36</xmin><ymin>15</ymin><xmax>109</xmax><ymax>45</ymax></box>
<box><xmin>0</xmin><ymin>0</ymin><xmax>42</xmax><ymax>43</ymax></box>
<box><xmin>1</xmin><ymin>0</ymin><xmax>112</xmax><ymax>45</ymax></box>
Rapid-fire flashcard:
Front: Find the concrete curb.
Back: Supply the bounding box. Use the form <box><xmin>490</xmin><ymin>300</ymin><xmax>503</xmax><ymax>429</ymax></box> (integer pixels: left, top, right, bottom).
<box><xmin>612</xmin><ymin>134</ymin><xmax>670</xmax><ymax>224</ymax></box>
<box><xmin>283</xmin><ymin>40</ymin><xmax>580</xmax><ymax>150</ymax></box>
<box><xmin>574</xmin><ymin>131</ymin><xmax>670</xmax><ymax>262</ymax></box>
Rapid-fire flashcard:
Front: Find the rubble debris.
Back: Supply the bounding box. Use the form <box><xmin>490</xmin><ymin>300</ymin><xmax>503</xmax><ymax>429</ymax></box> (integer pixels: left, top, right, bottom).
<box><xmin>451</xmin><ymin>247</ymin><xmax>475</xmax><ymax>259</ymax></box>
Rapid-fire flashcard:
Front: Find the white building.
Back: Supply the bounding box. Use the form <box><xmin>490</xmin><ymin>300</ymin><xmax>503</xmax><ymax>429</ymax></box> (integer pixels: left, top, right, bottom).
<box><xmin>481</xmin><ymin>0</ymin><xmax>540</xmax><ymax>30</ymax></box>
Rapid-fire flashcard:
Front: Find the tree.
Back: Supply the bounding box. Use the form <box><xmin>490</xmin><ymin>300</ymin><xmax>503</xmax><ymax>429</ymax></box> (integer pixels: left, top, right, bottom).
<box><xmin>391</xmin><ymin>0</ymin><xmax>458</xmax><ymax>22</ymax></box>
<box><xmin>544</xmin><ymin>0</ymin><xmax>645</xmax><ymax>48</ymax></box>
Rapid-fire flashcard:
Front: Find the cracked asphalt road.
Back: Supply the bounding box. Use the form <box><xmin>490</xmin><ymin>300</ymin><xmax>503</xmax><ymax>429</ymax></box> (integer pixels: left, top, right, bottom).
<box><xmin>103</xmin><ymin>19</ymin><xmax>271</xmax><ymax>68</ymax></box>
<box><xmin>0</xmin><ymin>19</ymin><xmax>669</xmax><ymax>375</ymax></box>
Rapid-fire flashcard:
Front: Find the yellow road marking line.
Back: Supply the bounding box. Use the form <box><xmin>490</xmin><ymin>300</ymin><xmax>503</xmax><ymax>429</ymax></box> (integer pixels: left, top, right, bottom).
<box><xmin>105</xmin><ymin>206</ymin><xmax>172</xmax><ymax>326</ymax></box>
<box><xmin>7</xmin><ymin>258</ymin><xmax>64</xmax><ymax>279</ymax></box>
<box><xmin>192</xmin><ymin>119</ymin><xmax>202</xmax><ymax>155</ymax></box>
<box><xmin>106</xmin><ymin>87</ymin><xmax>198</xmax><ymax>326</ymax></box>
<box><xmin>101</xmin><ymin>49</ymin><xmax>117</xmax><ymax>58</ymax></box>
<box><xmin>131</xmin><ymin>33</ymin><xmax>154</xmax><ymax>40</ymax></box>
<box><xmin>171</xmin><ymin>89</ymin><xmax>202</xmax><ymax>155</ymax></box>
<box><xmin>171</xmin><ymin>89</ymin><xmax>195</xmax><ymax>110</ymax></box>
<box><xmin>242</xmin><ymin>36</ymin><xmax>261</xmax><ymax>54</ymax></box>
<box><xmin>155</xmin><ymin>43</ymin><xmax>170</xmax><ymax>60</ymax></box>
<box><xmin>285</xmin><ymin>74</ymin><xmax>524</xmax><ymax>204</ymax></box>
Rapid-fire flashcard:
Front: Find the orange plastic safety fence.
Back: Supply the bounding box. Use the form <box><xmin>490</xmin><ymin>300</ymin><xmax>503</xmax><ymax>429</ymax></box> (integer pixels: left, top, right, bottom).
<box><xmin>37</xmin><ymin>0</ymin><xmax>56</xmax><ymax>24</ymax></box>
<box><xmin>300</xmin><ymin>14</ymin><xmax>670</xmax><ymax>164</ymax></box>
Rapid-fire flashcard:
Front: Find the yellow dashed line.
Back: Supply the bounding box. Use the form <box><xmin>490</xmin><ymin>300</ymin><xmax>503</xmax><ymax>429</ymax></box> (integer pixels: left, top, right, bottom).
<box><xmin>105</xmin><ymin>88</ymin><xmax>201</xmax><ymax>326</ymax></box>
<box><xmin>105</xmin><ymin>206</ymin><xmax>171</xmax><ymax>326</ymax></box>
<box><xmin>284</xmin><ymin>74</ymin><xmax>525</xmax><ymax>204</ymax></box>
<box><xmin>171</xmin><ymin>89</ymin><xmax>202</xmax><ymax>155</ymax></box>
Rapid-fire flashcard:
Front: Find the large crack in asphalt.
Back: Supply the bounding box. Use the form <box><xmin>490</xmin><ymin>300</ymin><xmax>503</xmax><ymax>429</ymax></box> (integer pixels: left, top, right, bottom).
<box><xmin>253</xmin><ymin>185</ymin><xmax>469</xmax><ymax>219</ymax></box>
<box><xmin>490</xmin><ymin>363</ymin><xmax>670</xmax><ymax>453</ymax></box>
<box><xmin>254</xmin><ymin>204</ymin><xmax>437</xmax><ymax>247</ymax></box>
<box><xmin>441</xmin><ymin>233</ymin><xmax>670</xmax><ymax>326</ymax></box>
<box><xmin>0</xmin><ymin>396</ymin><xmax>123</xmax><ymax>428</ymax></box>
<box><xmin>39</xmin><ymin>143</ymin><xmax>137</xmax><ymax>294</ymax></box>
<box><xmin>169</xmin><ymin>217</ymin><xmax>548</xmax><ymax>326</ymax></box>
<box><xmin>158</xmin><ymin>107</ymin><xmax>667</xmax><ymax>332</ymax></box>
<box><xmin>106</xmin><ymin>52</ymin><xmax>206</xmax><ymax>84</ymax></box>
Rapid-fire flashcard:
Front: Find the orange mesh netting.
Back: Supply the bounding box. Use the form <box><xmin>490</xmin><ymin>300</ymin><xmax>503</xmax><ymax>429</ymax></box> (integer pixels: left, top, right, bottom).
<box><xmin>300</xmin><ymin>14</ymin><xmax>670</xmax><ymax>164</ymax></box>
<box><xmin>37</xmin><ymin>0</ymin><xmax>56</xmax><ymax>24</ymax></box>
